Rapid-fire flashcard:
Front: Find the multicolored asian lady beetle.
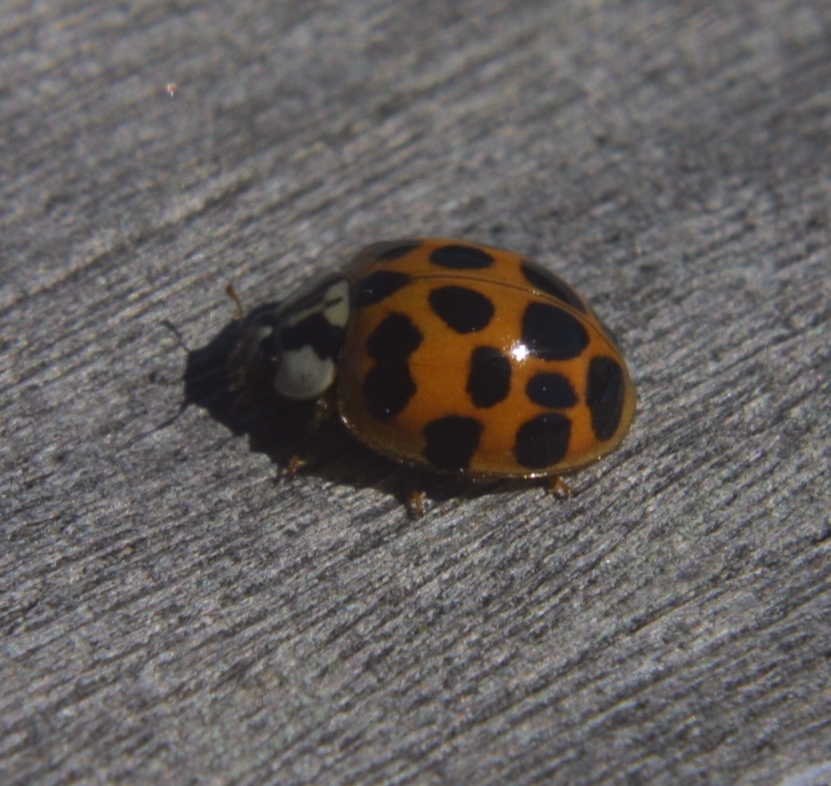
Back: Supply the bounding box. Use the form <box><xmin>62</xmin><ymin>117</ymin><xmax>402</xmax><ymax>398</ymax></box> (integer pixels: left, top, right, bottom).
<box><xmin>230</xmin><ymin>238</ymin><xmax>636</xmax><ymax>509</ymax></box>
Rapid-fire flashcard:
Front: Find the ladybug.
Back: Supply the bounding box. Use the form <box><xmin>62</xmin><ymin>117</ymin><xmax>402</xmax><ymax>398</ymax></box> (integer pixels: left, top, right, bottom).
<box><xmin>229</xmin><ymin>238</ymin><xmax>636</xmax><ymax>512</ymax></box>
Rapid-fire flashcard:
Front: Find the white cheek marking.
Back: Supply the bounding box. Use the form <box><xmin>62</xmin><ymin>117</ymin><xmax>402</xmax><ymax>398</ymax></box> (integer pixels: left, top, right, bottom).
<box><xmin>270</xmin><ymin>275</ymin><xmax>350</xmax><ymax>400</ymax></box>
<box><xmin>274</xmin><ymin>346</ymin><xmax>336</xmax><ymax>400</ymax></box>
<box><xmin>323</xmin><ymin>279</ymin><xmax>350</xmax><ymax>327</ymax></box>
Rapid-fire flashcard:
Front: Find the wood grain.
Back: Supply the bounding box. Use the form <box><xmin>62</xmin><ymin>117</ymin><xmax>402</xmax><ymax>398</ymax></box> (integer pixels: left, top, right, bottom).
<box><xmin>2</xmin><ymin>1</ymin><xmax>831</xmax><ymax>784</ymax></box>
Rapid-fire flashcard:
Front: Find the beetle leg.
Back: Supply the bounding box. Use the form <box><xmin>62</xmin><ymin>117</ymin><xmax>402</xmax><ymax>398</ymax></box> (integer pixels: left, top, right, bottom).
<box><xmin>286</xmin><ymin>392</ymin><xmax>336</xmax><ymax>476</ymax></box>
<box><xmin>406</xmin><ymin>488</ymin><xmax>427</xmax><ymax>518</ymax></box>
<box><xmin>545</xmin><ymin>476</ymin><xmax>573</xmax><ymax>499</ymax></box>
<box><xmin>402</xmin><ymin>471</ymin><xmax>427</xmax><ymax>517</ymax></box>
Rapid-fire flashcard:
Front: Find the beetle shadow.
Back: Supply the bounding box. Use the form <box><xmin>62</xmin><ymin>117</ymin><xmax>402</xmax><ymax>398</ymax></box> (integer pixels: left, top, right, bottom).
<box><xmin>180</xmin><ymin>310</ymin><xmax>536</xmax><ymax>513</ymax></box>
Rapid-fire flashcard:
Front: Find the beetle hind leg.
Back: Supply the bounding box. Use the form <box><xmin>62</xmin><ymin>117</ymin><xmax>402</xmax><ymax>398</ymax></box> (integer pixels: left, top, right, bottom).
<box><xmin>400</xmin><ymin>469</ymin><xmax>427</xmax><ymax>517</ymax></box>
<box><xmin>544</xmin><ymin>475</ymin><xmax>573</xmax><ymax>499</ymax></box>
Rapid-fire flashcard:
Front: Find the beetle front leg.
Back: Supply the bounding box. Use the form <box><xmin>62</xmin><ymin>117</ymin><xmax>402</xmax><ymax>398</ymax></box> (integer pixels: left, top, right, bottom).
<box><xmin>286</xmin><ymin>392</ymin><xmax>337</xmax><ymax>477</ymax></box>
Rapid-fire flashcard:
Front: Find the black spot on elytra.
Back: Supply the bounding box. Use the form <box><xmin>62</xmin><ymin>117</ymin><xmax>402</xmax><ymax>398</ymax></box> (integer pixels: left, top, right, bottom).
<box><xmin>280</xmin><ymin>313</ymin><xmax>346</xmax><ymax>361</ymax></box>
<box><xmin>514</xmin><ymin>412</ymin><xmax>571</xmax><ymax>469</ymax></box>
<box><xmin>362</xmin><ymin>313</ymin><xmax>423</xmax><ymax>420</ymax></box>
<box><xmin>365</xmin><ymin>313</ymin><xmax>423</xmax><ymax>363</ymax></box>
<box><xmin>430</xmin><ymin>244</ymin><xmax>495</xmax><ymax>270</ymax></box>
<box><xmin>375</xmin><ymin>241</ymin><xmax>420</xmax><ymax>262</ymax></box>
<box><xmin>586</xmin><ymin>356</ymin><xmax>625</xmax><ymax>441</ymax></box>
<box><xmin>520</xmin><ymin>260</ymin><xmax>587</xmax><ymax>312</ymax></box>
<box><xmin>422</xmin><ymin>416</ymin><xmax>484</xmax><ymax>471</ymax></box>
<box><xmin>522</xmin><ymin>302</ymin><xmax>589</xmax><ymax>360</ymax></box>
<box><xmin>363</xmin><ymin>363</ymin><xmax>416</xmax><ymax>420</ymax></box>
<box><xmin>428</xmin><ymin>286</ymin><xmax>495</xmax><ymax>334</ymax></box>
<box><xmin>467</xmin><ymin>346</ymin><xmax>511</xmax><ymax>408</ymax></box>
<box><xmin>526</xmin><ymin>373</ymin><xmax>578</xmax><ymax>409</ymax></box>
<box><xmin>353</xmin><ymin>270</ymin><xmax>411</xmax><ymax>307</ymax></box>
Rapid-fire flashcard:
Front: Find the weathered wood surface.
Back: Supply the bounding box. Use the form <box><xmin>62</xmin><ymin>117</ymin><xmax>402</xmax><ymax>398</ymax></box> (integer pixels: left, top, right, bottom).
<box><xmin>3</xmin><ymin>2</ymin><xmax>831</xmax><ymax>784</ymax></box>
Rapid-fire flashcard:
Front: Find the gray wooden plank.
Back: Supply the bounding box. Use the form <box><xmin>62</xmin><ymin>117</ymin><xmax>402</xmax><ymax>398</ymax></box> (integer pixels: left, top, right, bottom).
<box><xmin>2</xmin><ymin>1</ymin><xmax>830</xmax><ymax>784</ymax></box>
